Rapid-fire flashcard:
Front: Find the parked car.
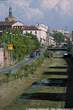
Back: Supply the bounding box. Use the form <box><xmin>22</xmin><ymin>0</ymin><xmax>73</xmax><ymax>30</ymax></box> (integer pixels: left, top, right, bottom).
<box><xmin>36</xmin><ymin>49</ymin><xmax>40</xmax><ymax>56</ymax></box>
<box><xmin>63</xmin><ymin>52</ymin><xmax>69</xmax><ymax>58</ymax></box>
<box><xmin>30</xmin><ymin>52</ymin><xmax>36</xmax><ymax>58</ymax></box>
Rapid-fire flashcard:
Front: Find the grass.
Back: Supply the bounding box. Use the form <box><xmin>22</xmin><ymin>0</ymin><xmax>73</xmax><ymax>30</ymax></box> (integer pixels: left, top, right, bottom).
<box><xmin>32</xmin><ymin>86</ymin><xmax>66</xmax><ymax>93</ymax></box>
<box><xmin>27</xmin><ymin>100</ymin><xmax>65</xmax><ymax>108</ymax></box>
<box><xmin>46</xmin><ymin>58</ymin><xmax>68</xmax><ymax>73</ymax></box>
<box><xmin>0</xmin><ymin>58</ymin><xmax>52</xmax><ymax>109</ymax></box>
<box><xmin>44</xmin><ymin>75</ymin><xmax>68</xmax><ymax>79</ymax></box>
<box><xmin>50</xmin><ymin>58</ymin><xmax>67</xmax><ymax>67</ymax></box>
<box><xmin>48</xmin><ymin>68</ymin><xmax>67</xmax><ymax>72</ymax></box>
<box><xmin>4</xmin><ymin>100</ymin><xmax>65</xmax><ymax>110</ymax></box>
<box><xmin>23</xmin><ymin>100</ymin><xmax>65</xmax><ymax>108</ymax></box>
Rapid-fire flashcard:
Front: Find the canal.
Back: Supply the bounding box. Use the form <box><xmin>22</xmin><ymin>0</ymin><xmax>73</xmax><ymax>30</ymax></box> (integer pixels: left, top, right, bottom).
<box><xmin>4</xmin><ymin>51</ymin><xmax>70</xmax><ymax>109</ymax></box>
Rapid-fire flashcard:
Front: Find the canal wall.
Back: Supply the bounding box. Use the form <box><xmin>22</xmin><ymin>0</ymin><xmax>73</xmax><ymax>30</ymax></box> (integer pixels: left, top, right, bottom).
<box><xmin>64</xmin><ymin>54</ymin><xmax>73</xmax><ymax>108</ymax></box>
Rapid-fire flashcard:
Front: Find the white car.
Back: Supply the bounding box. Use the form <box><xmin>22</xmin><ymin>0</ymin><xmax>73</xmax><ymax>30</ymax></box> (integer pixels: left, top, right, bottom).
<box><xmin>64</xmin><ymin>53</ymin><xmax>68</xmax><ymax>56</ymax></box>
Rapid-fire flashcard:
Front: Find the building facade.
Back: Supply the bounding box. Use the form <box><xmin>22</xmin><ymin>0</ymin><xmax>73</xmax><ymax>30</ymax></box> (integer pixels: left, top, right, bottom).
<box><xmin>23</xmin><ymin>24</ymin><xmax>48</xmax><ymax>46</ymax></box>
<box><xmin>0</xmin><ymin>48</ymin><xmax>4</xmax><ymax>66</ymax></box>
<box><xmin>12</xmin><ymin>21</ymin><xmax>24</xmax><ymax>29</ymax></box>
<box><xmin>5</xmin><ymin>7</ymin><xmax>17</xmax><ymax>22</ymax></box>
<box><xmin>36</xmin><ymin>24</ymin><xmax>48</xmax><ymax>45</ymax></box>
<box><xmin>0</xmin><ymin>7</ymin><xmax>17</xmax><ymax>34</ymax></box>
<box><xmin>0</xmin><ymin>7</ymin><xmax>49</xmax><ymax>46</ymax></box>
<box><xmin>48</xmin><ymin>36</ymin><xmax>56</xmax><ymax>46</ymax></box>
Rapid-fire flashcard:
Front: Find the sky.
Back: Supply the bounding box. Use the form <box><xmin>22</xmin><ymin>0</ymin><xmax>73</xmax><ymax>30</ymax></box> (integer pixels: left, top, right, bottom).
<box><xmin>0</xmin><ymin>0</ymin><xmax>73</xmax><ymax>31</ymax></box>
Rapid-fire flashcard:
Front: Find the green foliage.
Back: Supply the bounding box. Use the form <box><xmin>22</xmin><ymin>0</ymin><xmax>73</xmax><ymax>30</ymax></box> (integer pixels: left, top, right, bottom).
<box><xmin>69</xmin><ymin>45</ymin><xmax>73</xmax><ymax>56</ymax></box>
<box><xmin>71</xmin><ymin>48</ymin><xmax>73</xmax><ymax>56</ymax></box>
<box><xmin>44</xmin><ymin>50</ymin><xmax>49</xmax><ymax>57</ymax></box>
<box><xmin>66</xmin><ymin>40</ymin><xmax>72</xmax><ymax>52</ymax></box>
<box><xmin>52</xmin><ymin>32</ymin><xmax>64</xmax><ymax>45</ymax></box>
<box><xmin>15</xmin><ymin>56</ymin><xmax>44</xmax><ymax>78</ymax></box>
<box><xmin>0</xmin><ymin>56</ymin><xmax>44</xmax><ymax>83</ymax></box>
<box><xmin>0</xmin><ymin>29</ymin><xmax>40</xmax><ymax>61</ymax></box>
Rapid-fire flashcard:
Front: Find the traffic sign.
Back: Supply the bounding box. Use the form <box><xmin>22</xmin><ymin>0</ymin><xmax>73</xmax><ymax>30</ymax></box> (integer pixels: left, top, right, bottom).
<box><xmin>8</xmin><ymin>43</ymin><xmax>13</xmax><ymax>50</ymax></box>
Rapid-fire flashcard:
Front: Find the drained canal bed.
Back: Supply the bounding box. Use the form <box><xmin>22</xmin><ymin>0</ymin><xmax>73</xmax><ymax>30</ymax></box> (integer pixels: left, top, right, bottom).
<box><xmin>32</xmin><ymin>78</ymin><xmax>67</xmax><ymax>87</ymax></box>
<box><xmin>16</xmin><ymin>56</ymin><xmax>68</xmax><ymax>108</ymax></box>
<box><xmin>20</xmin><ymin>93</ymin><xmax>66</xmax><ymax>101</ymax></box>
<box><xmin>3</xmin><ymin>52</ymin><xmax>69</xmax><ymax>109</ymax></box>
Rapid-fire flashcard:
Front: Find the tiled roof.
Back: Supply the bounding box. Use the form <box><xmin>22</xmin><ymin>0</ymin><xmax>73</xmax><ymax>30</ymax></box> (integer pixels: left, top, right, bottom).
<box><xmin>0</xmin><ymin>21</ymin><xmax>41</xmax><ymax>31</ymax></box>
<box><xmin>23</xmin><ymin>25</ymin><xmax>39</xmax><ymax>30</ymax></box>
<box><xmin>0</xmin><ymin>21</ymin><xmax>16</xmax><ymax>26</ymax></box>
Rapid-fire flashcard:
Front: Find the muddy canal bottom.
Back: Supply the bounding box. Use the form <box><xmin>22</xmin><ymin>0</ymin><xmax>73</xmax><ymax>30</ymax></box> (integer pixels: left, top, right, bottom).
<box><xmin>5</xmin><ymin>52</ymin><xmax>68</xmax><ymax>109</ymax></box>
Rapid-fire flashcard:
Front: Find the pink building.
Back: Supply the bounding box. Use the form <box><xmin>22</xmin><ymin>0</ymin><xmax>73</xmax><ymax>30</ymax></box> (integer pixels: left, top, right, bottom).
<box><xmin>0</xmin><ymin>48</ymin><xmax>4</xmax><ymax>66</ymax></box>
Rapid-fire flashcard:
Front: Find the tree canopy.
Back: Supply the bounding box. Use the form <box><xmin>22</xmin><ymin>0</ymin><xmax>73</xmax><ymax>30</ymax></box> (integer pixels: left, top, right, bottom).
<box><xmin>52</xmin><ymin>32</ymin><xmax>64</xmax><ymax>45</ymax></box>
<box><xmin>0</xmin><ymin>29</ymin><xmax>40</xmax><ymax>61</ymax></box>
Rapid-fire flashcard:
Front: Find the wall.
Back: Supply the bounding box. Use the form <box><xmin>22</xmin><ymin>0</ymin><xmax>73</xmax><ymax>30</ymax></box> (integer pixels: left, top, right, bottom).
<box><xmin>0</xmin><ymin>48</ymin><xmax>4</xmax><ymax>66</ymax></box>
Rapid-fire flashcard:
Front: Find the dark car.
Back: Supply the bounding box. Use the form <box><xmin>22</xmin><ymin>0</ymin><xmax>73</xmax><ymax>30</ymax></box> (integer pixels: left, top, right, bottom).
<box><xmin>36</xmin><ymin>49</ymin><xmax>40</xmax><ymax>56</ymax></box>
<box><xmin>30</xmin><ymin>52</ymin><xmax>36</xmax><ymax>58</ymax></box>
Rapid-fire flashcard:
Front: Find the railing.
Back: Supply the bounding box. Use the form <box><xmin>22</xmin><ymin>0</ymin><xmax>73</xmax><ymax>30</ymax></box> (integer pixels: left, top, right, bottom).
<box><xmin>48</xmin><ymin>48</ymin><xmax>68</xmax><ymax>51</ymax></box>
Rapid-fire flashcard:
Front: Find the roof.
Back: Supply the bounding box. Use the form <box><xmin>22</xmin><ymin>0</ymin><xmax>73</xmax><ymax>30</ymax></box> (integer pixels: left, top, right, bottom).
<box><xmin>5</xmin><ymin>16</ymin><xmax>17</xmax><ymax>22</ymax></box>
<box><xmin>0</xmin><ymin>21</ymin><xmax>16</xmax><ymax>26</ymax></box>
<box><xmin>23</xmin><ymin>25</ymin><xmax>39</xmax><ymax>30</ymax></box>
<box><xmin>12</xmin><ymin>21</ymin><xmax>24</xmax><ymax>27</ymax></box>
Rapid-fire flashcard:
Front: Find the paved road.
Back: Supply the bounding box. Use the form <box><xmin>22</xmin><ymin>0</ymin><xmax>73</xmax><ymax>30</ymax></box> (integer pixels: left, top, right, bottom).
<box><xmin>0</xmin><ymin>48</ymin><xmax>45</xmax><ymax>74</ymax></box>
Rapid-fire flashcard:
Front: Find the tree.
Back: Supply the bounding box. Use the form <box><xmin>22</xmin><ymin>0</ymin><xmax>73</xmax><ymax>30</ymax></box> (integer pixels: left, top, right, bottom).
<box><xmin>0</xmin><ymin>29</ymin><xmax>40</xmax><ymax>61</ymax></box>
<box><xmin>53</xmin><ymin>32</ymin><xmax>64</xmax><ymax>45</ymax></box>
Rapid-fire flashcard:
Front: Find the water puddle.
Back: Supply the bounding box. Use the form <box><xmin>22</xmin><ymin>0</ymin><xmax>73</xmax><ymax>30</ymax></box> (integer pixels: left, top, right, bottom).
<box><xmin>32</xmin><ymin>78</ymin><xmax>67</xmax><ymax>87</ymax></box>
<box><xmin>20</xmin><ymin>93</ymin><xmax>66</xmax><ymax>101</ymax></box>
<box><xmin>48</xmin><ymin>66</ymin><xmax>68</xmax><ymax>69</ymax></box>
<box><xmin>43</xmin><ymin>71</ymin><xmax>67</xmax><ymax>75</ymax></box>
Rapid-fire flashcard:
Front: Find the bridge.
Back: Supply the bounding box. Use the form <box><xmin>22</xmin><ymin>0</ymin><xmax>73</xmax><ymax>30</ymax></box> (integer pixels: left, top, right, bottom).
<box><xmin>48</xmin><ymin>48</ymin><xmax>68</xmax><ymax>51</ymax></box>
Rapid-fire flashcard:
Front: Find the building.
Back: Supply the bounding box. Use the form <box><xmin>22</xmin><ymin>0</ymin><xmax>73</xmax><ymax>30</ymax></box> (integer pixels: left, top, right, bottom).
<box><xmin>0</xmin><ymin>7</ymin><xmax>26</xmax><ymax>34</ymax></box>
<box><xmin>23</xmin><ymin>25</ymin><xmax>42</xmax><ymax>43</ymax></box>
<box><xmin>0</xmin><ymin>7</ymin><xmax>49</xmax><ymax>45</ymax></box>
<box><xmin>0</xmin><ymin>22</ymin><xmax>15</xmax><ymax>32</ymax></box>
<box><xmin>54</xmin><ymin>29</ymin><xmax>65</xmax><ymax>35</ymax></box>
<box><xmin>48</xmin><ymin>36</ymin><xmax>56</xmax><ymax>46</ymax></box>
<box><xmin>0</xmin><ymin>7</ymin><xmax>17</xmax><ymax>34</ymax></box>
<box><xmin>23</xmin><ymin>25</ymin><xmax>41</xmax><ymax>42</ymax></box>
<box><xmin>72</xmin><ymin>31</ymin><xmax>73</xmax><ymax>43</ymax></box>
<box><xmin>12</xmin><ymin>21</ymin><xmax>24</xmax><ymax>29</ymax></box>
<box><xmin>0</xmin><ymin>48</ymin><xmax>4</xmax><ymax>66</ymax></box>
<box><xmin>36</xmin><ymin>24</ymin><xmax>48</xmax><ymax>45</ymax></box>
<box><xmin>23</xmin><ymin>24</ymin><xmax>49</xmax><ymax>45</ymax></box>
<box><xmin>64</xmin><ymin>31</ymin><xmax>72</xmax><ymax>42</ymax></box>
<box><xmin>5</xmin><ymin>7</ymin><xmax>17</xmax><ymax>22</ymax></box>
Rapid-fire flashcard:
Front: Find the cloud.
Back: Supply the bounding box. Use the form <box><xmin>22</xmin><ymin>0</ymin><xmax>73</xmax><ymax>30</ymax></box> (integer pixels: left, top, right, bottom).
<box><xmin>0</xmin><ymin>0</ymin><xmax>43</xmax><ymax>20</ymax></box>
<box><xmin>0</xmin><ymin>0</ymin><xmax>73</xmax><ymax>25</ymax></box>
<box><xmin>0</xmin><ymin>0</ymin><xmax>7</xmax><ymax>1</ymax></box>
<box><xmin>25</xmin><ymin>8</ymin><xmax>43</xmax><ymax>20</ymax></box>
<box><xmin>59</xmin><ymin>0</ymin><xmax>73</xmax><ymax>15</ymax></box>
<box><xmin>40</xmin><ymin>0</ymin><xmax>73</xmax><ymax>15</ymax></box>
<box><xmin>40</xmin><ymin>0</ymin><xmax>60</xmax><ymax>9</ymax></box>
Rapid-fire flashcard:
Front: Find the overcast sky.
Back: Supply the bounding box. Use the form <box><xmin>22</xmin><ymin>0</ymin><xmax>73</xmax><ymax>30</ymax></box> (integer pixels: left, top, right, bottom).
<box><xmin>0</xmin><ymin>0</ymin><xmax>73</xmax><ymax>31</ymax></box>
